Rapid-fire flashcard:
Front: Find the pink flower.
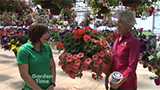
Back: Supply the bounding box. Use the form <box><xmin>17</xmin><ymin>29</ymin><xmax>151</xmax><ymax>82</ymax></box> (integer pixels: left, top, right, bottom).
<box><xmin>94</xmin><ymin>61</ymin><xmax>100</xmax><ymax>68</ymax></box>
<box><xmin>84</xmin><ymin>58</ymin><xmax>92</xmax><ymax>65</ymax></box>
<box><xmin>73</xmin><ymin>54</ymin><xmax>78</xmax><ymax>60</ymax></box>
<box><xmin>78</xmin><ymin>52</ymin><xmax>84</xmax><ymax>58</ymax></box>
<box><xmin>73</xmin><ymin>64</ymin><xmax>79</xmax><ymax>69</ymax></box>
<box><xmin>69</xmin><ymin>73</ymin><xmax>76</xmax><ymax>79</ymax></box>
<box><xmin>92</xmin><ymin>54</ymin><xmax>98</xmax><ymax>60</ymax></box>
<box><xmin>74</xmin><ymin>59</ymin><xmax>81</xmax><ymax>66</ymax></box>
<box><xmin>72</xmin><ymin>9</ymin><xmax>75</xmax><ymax>11</ymax></box>
<box><xmin>72</xmin><ymin>68</ymin><xmax>79</xmax><ymax>73</ymax></box>
<box><xmin>55</xmin><ymin>30</ymin><xmax>58</xmax><ymax>32</ymax></box>
<box><xmin>97</xmin><ymin>58</ymin><xmax>102</xmax><ymax>64</ymax></box>
<box><xmin>66</xmin><ymin>64</ymin><xmax>72</xmax><ymax>71</ymax></box>
<box><xmin>99</xmin><ymin>50</ymin><xmax>105</xmax><ymax>57</ymax></box>
<box><xmin>66</xmin><ymin>56</ymin><xmax>73</xmax><ymax>62</ymax></box>
<box><xmin>81</xmin><ymin>64</ymin><xmax>88</xmax><ymax>71</ymax></box>
<box><xmin>140</xmin><ymin>28</ymin><xmax>143</xmax><ymax>31</ymax></box>
<box><xmin>59</xmin><ymin>52</ymin><xmax>67</xmax><ymax>60</ymax></box>
<box><xmin>67</xmin><ymin>53</ymin><xmax>72</xmax><ymax>57</ymax></box>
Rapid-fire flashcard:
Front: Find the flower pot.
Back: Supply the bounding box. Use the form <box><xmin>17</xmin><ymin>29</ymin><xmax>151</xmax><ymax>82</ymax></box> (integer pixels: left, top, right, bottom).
<box><xmin>122</xmin><ymin>0</ymin><xmax>142</xmax><ymax>7</ymax></box>
<box><xmin>96</xmin><ymin>13</ymin><xmax>103</xmax><ymax>19</ymax></box>
<box><xmin>40</xmin><ymin>1</ymin><xmax>52</xmax><ymax>9</ymax></box>
<box><xmin>99</xmin><ymin>6</ymin><xmax>110</xmax><ymax>14</ymax></box>
<box><xmin>50</xmin><ymin>5</ymin><xmax>62</xmax><ymax>15</ymax></box>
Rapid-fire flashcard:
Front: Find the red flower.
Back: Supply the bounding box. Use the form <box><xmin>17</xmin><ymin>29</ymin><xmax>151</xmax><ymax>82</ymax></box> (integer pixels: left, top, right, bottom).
<box><xmin>83</xmin><ymin>35</ymin><xmax>91</xmax><ymax>41</ymax></box>
<box><xmin>72</xmin><ymin>29</ymin><xmax>77</xmax><ymax>33</ymax></box>
<box><xmin>84</xmin><ymin>58</ymin><xmax>92</xmax><ymax>65</ymax></box>
<box><xmin>99</xmin><ymin>75</ymin><xmax>103</xmax><ymax>80</ymax></box>
<box><xmin>92</xmin><ymin>73</ymin><xmax>96</xmax><ymax>79</ymax></box>
<box><xmin>61</xmin><ymin>64</ymin><xmax>66</xmax><ymax>70</ymax></box>
<box><xmin>94</xmin><ymin>61</ymin><xmax>100</xmax><ymax>68</ymax></box>
<box><xmin>106</xmin><ymin>37</ymin><xmax>110</xmax><ymax>42</ymax></box>
<box><xmin>92</xmin><ymin>30</ymin><xmax>97</xmax><ymax>33</ymax></box>
<box><xmin>77</xmin><ymin>29</ymin><xmax>85</xmax><ymax>35</ymax></box>
<box><xmin>85</xmin><ymin>26</ymin><xmax>92</xmax><ymax>31</ymax></box>
<box><xmin>92</xmin><ymin>54</ymin><xmax>98</xmax><ymax>60</ymax></box>
<box><xmin>74</xmin><ymin>35</ymin><xmax>82</xmax><ymax>39</ymax></box>
<box><xmin>17</xmin><ymin>32</ymin><xmax>23</xmax><ymax>36</ymax></box>
<box><xmin>111</xmin><ymin>33</ymin><xmax>118</xmax><ymax>38</ymax></box>
<box><xmin>77</xmin><ymin>52</ymin><xmax>84</xmax><ymax>58</ymax></box>
<box><xmin>79</xmin><ymin>72</ymin><xmax>83</xmax><ymax>77</ymax></box>
<box><xmin>57</xmin><ymin>42</ymin><xmax>63</xmax><ymax>49</ymax></box>
<box><xmin>0</xmin><ymin>31</ymin><xmax>3</xmax><ymax>37</ymax></box>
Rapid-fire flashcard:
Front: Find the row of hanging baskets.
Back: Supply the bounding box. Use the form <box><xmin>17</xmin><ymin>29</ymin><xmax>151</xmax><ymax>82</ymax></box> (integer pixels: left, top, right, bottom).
<box><xmin>33</xmin><ymin>0</ymin><xmax>75</xmax><ymax>15</ymax></box>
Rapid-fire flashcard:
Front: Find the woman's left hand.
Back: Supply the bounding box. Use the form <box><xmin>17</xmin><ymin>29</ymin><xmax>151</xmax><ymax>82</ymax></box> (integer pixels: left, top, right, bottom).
<box><xmin>46</xmin><ymin>85</ymin><xmax>54</xmax><ymax>90</ymax></box>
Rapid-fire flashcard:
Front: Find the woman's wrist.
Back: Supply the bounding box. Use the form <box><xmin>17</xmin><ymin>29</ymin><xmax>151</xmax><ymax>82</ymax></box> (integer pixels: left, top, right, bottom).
<box><xmin>50</xmin><ymin>82</ymin><xmax>56</xmax><ymax>87</ymax></box>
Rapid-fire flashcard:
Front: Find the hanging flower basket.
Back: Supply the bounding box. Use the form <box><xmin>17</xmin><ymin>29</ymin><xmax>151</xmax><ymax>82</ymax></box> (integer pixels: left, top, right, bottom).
<box><xmin>122</xmin><ymin>0</ymin><xmax>142</xmax><ymax>7</ymax></box>
<box><xmin>50</xmin><ymin>5</ymin><xmax>62</xmax><ymax>15</ymax></box>
<box><xmin>99</xmin><ymin>6</ymin><xmax>110</xmax><ymax>14</ymax></box>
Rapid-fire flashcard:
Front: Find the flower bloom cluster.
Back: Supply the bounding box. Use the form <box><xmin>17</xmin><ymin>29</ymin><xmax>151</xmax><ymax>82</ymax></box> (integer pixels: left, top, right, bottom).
<box><xmin>56</xmin><ymin>26</ymin><xmax>113</xmax><ymax>80</ymax></box>
<box><xmin>131</xmin><ymin>28</ymin><xmax>160</xmax><ymax>86</ymax></box>
<box><xmin>0</xmin><ymin>26</ymin><xmax>28</xmax><ymax>52</ymax></box>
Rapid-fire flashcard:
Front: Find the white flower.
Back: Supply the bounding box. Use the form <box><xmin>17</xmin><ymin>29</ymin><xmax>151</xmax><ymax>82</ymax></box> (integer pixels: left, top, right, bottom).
<box><xmin>148</xmin><ymin>55</ymin><xmax>154</xmax><ymax>61</ymax></box>
<box><xmin>156</xmin><ymin>51</ymin><xmax>160</xmax><ymax>58</ymax></box>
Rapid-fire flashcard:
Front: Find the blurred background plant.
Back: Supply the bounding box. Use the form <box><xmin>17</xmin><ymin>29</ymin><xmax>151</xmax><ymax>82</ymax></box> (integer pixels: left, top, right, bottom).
<box><xmin>0</xmin><ymin>26</ymin><xmax>28</xmax><ymax>56</ymax></box>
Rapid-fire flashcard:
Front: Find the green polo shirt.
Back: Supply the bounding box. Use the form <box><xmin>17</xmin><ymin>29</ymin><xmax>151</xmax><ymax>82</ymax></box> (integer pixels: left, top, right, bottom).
<box><xmin>17</xmin><ymin>40</ymin><xmax>53</xmax><ymax>90</ymax></box>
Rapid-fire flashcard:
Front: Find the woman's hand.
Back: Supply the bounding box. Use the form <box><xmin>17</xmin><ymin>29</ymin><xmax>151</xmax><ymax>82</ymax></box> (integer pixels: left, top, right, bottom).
<box><xmin>46</xmin><ymin>85</ymin><xmax>54</xmax><ymax>90</ymax></box>
<box><xmin>110</xmin><ymin>77</ymin><xmax>127</xmax><ymax>89</ymax></box>
<box><xmin>110</xmin><ymin>81</ymin><xmax>121</xmax><ymax>89</ymax></box>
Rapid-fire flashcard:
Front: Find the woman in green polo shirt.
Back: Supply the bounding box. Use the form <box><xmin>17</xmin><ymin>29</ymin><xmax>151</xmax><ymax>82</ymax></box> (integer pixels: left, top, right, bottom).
<box><xmin>17</xmin><ymin>23</ymin><xmax>56</xmax><ymax>90</ymax></box>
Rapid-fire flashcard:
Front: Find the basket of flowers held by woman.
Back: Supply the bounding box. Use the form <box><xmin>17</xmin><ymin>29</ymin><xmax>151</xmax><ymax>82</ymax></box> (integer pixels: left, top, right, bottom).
<box><xmin>55</xmin><ymin>26</ymin><xmax>113</xmax><ymax>80</ymax></box>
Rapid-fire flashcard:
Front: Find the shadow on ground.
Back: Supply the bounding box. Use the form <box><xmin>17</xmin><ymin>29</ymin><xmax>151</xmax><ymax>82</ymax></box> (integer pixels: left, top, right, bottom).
<box><xmin>0</xmin><ymin>54</ymin><xmax>15</xmax><ymax>59</ymax></box>
<box><xmin>0</xmin><ymin>74</ymin><xmax>12</xmax><ymax>82</ymax></box>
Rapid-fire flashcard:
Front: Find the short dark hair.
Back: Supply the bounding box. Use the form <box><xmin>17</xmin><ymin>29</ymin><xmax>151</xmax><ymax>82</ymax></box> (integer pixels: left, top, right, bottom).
<box><xmin>27</xmin><ymin>23</ymin><xmax>48</xmax><ymax>45</ymax></box>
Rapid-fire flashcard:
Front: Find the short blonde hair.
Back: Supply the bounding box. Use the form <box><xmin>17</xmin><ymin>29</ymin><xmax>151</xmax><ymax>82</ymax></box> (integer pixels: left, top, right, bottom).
<box><xmin>117</xmin><ymin>10</ymin><xmax>136</xmax><ymax>27</ymax></box>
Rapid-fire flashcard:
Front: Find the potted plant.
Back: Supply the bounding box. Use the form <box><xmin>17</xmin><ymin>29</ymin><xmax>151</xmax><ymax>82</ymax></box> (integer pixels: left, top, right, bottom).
<box><xmin>0</xmin><ymin>0</ymin><xmax>32</xmax><ymax>17</ymax></box>
<box><xmin>55</xmin><ymin>27</ymin><xmax>113</xmax><ymax>80</ymax></box>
